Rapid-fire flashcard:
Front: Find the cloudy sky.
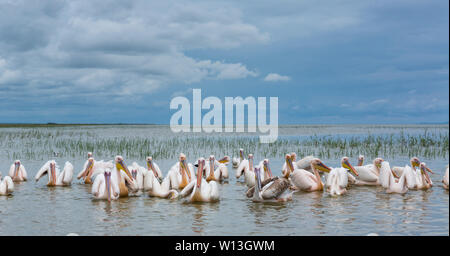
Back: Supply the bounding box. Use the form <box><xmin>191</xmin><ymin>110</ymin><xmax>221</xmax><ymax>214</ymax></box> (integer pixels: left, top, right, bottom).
<box><xmin>0</xmin><ymin>0</ymin><xmax>448</xmax><ymax>124</ymax></box>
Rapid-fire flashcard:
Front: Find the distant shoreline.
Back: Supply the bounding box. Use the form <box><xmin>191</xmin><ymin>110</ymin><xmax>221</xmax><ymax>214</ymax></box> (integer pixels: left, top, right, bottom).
<box><xmin>0</xmin><ymin>123</ymin><xmax>448</xmax><ymax>128</ymax></box>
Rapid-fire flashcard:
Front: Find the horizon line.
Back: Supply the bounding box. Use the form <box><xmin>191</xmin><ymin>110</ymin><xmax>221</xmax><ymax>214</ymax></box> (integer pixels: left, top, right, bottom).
<box><xmin>0</xmin><ymin>122</ymin><xmax>448</xmax><ymax>126</ymax></box>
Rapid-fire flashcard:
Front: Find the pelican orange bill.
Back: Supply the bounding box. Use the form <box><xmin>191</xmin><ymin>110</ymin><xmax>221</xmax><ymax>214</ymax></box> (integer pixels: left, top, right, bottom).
<box><xmin>315</xmin><ymin>161</ymin><xmax>332</xmax><ymax>173</ymax></box>
<box><xmin>147</xmin><ymin>158</ymin><xmax>158</xmax><ymax>178</ymax></box>
<box><xmin>117</xmin><ymin>160</ymin><xmax>133</xmax><ymax>180</ymax></box>
<box><xmin>197</xmin><ymin>160</ymin><xmax>204</xmax><ymax>188</ymax></box>
<box><xmin>342</xmin><ymin>159</ymin><xmax>359</xmax><ymax>176</ymax></box>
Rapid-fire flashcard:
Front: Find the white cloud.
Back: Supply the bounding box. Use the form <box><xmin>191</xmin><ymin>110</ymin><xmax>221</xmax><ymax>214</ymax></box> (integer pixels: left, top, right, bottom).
<box><xmin>263</xmin><ymin>73</ymin><xmax>291</xmax><ymax>82</ymax></box>
<box><xmin>0</xmin><ymin>0</ymin><xmax>267</xmax><ymax>99</ymax></box>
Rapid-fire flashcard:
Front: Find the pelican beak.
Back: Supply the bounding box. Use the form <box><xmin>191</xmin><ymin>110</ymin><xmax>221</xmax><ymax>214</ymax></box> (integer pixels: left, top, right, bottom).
<box><xmin>391</xmin><ymin>169</ymin><xmax>400</xmax><ymax>179</ymax></box>
<box><xmin>147</xmin><ymin>159</ymin><xmax>158</xmax><ymax>178</ymax></box>
<box><xmin>51</xmin><ymin>163</ymin><xmax>56</xmax><ymax>185</ymax></box>
<box><xmin>105</xmin><ymin>172</ymin><xmax>112</xmax><ymax>202</ymax></box>
<box><xmin>314</xmin><ymin>161</ymin><xmax>332</xmax><ymax>173</ymax></box>
<box><xmin>83</xmin><ymin>160</ymin><xmax>94</xmax><ymax>179</ymax></box>
<box><xmin>286</xmin><ymin>156</ymin><xmax>294</xmax><ymax>171</ymax></box>
<box><xmin>249</xmin><ymin>155</ymin><xmax>254</xmax><ymax>171</ymax></box>
<box><xmin>420</xmin><ymin>166</ymin><xmax>432</xmax><ymax>184</ymax></box>
<box><xmin>117</xmin><ymin>160</ymin><xmax>133</xmax><ymax>180</ymax></box>
<box><xmin>239</xmin><ymin>149</ymin><xmax>244</xmax><ymax>161</ymax></box>
<box><xmin>218</xmin><ymin>156</ymin><xmax>229</xmax><ymax>164</ymax></box>
<box><xmin>420</xmin><ymin>165</ymin><xmax>433</xmax><ymax>184</ymax></box>
<box><xmin>358</xmin><ymin>158</ymin><xmax>364</xmax><ymax>166</ymax></box>
<box><xmin>180</xmin><ymin>159</ymin><xmax>191</xmax><ymax>179</ymax></box>
<box><xmin>263</xmin><ymin>161</ymin><xmax>273</xmax><ymax>178</ymax></box>
<box><xmin>14</xmin><ymin>163</ymin><xmax>20</xmax><ymax>179</ymax></box>
<box><xmin>255</xmin><ymin>168</ymin><xmax>262</xmax><ymax>190</ymax></box>
<box><xmin>197</xmin><ymin>160</ymin><xmax>204</xmax><ymax>188</ymax></box>
<box><xmin>343</xmin><ymin>159</ymin><xmax>359</xmax><ymax>176</ymax></box>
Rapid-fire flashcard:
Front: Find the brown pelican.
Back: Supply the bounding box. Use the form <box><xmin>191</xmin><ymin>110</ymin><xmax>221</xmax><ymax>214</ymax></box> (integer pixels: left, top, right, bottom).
<box><xmin>250</xmin><ymin>167</ymin><xmax>293</xmax><ymax>202</ymax></box>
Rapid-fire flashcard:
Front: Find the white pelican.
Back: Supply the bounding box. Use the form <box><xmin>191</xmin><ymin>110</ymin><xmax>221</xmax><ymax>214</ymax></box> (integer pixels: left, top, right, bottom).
<box><xmin>9</xmin><ymin>160</ymin><xmax>27</xmax><ymax>182</ymax></box>
<box><xmin>204</xmin><ymin>155</ymin><xmax>229</xmax><ymax>182</ymax></box>
<box><xmin>357</xmin><ymin>155</ymin><xmax>365</xmax><ymax>166</ymax></box>
<box><xmin>114</xmin><ymin>156</ymin><xmax>138</xmax><ymax>197</ymax></box>
<box><xmin>35</xmin><ymin>160</ymin><xmax>74</xmax><ymax>186</ymax></box>
<box><xmin>0</xmin><ymin>173</ymin><xmax>14</xmax><ymax>195</ymax></box>
<box><xmin>259</xmin><ymin>159</ymin><xmax>274</xmax><ymax>181</ymax></box>
<box><xmin>282</xmin><ymin>154</ymin><xmax>317</xmax><ymax>176</ymax></box>
<box><xmin>145</xmin><ymin>169</ymin><xmax>179</xmax><ymax>199</ymax></box>
<box><xmin>443</xmin><ymin>165</ymin><xmax>449</xmax><ymax>190</ymax></box>
<box><xmin>91</xmin><ymin>169</ymin><xmax>120</xmax><ymax>201</ymax></box>
<box><xmin>325</xmin><ymin>157</ymin><xmax>359</xmax><ymax>196</ymax></box>
<box><xmin>289</xmin><ymin>157</ymin><xmax>332</xmax><ymax>192</ymax></box>
<box><xmin>235</xmin><ymin>158</ymin><xmax>249</xmax><ymax>179</ymax></box>
<box><xmin>146</xmin><ymin>157</ymin><xmax>163</xmax><ymax>182</ymax></box>
<box><xmin>353</xmin><ymin>158</ymin><xmax>390</xmax><ymax>186</ymax></box>
<box><xmin>415</xmin><ymin>162</ymin><xmax>433</xmax><ymax>190</ymax></box>
<box><xmin>400</xmin><ymin>161</ymin><xmax>433</xmax><ymax>190</ymax></box>
<box><xmin>179</xmin><ymin>158</ymin><xmax>220</xmax><ymax>202</ymax></box>
<box><xmin>167</xmin><ymin>153</ymin><xmax>195</xmax><ymax>190</ymax></box>
<box><xmin>77</xmin><ymin>158</ymin><xmax>113</xmax><ymax>184</ymax></box>
<box><xmin>250</xmin><ymin>167</ymin><xmax>293</xmax><ymax>202</ymax></box>
<box><xmin>392</xmin><ymin>157</ymin><xmax>421</xmax><ymax>177</ymax></box>
<box><xmin>379</xmin><ymin>161</ymin><xmax>409</xmax><ymax>194</ymax></box>
<box><xmin>129</xmin><ymin>162</ymin><xmax>147</xmax><ymax>191</ymax></box>
<box><xmin>238</xmin><ymin>154</ymin><xmax>264</xmax><ymax>188</ymax></box>
<box><xmin>232</xmin><ymin>148</ymin><xmax>245</xmax><ymax>168</ymax></box>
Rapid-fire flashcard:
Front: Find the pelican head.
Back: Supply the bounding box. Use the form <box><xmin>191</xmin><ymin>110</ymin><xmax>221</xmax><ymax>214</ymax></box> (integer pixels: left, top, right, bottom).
<box><xmin>311</xmin><ymin>158</ymin><xmax>332</xmax><ymax>173</ymax></box>
<box><xmin>87</xmin><ymin>152</ymin><xmax>93</xmax><ymax>158</ymax></box>
<box><xmin>341</xmin><ymin>157</ymin><xmax>359</xmax><ymax>176</ymax></box>
<box><xmin>411</xmin><ymin>157</ymin><xmax>421</xmax><ymax>168</ymax></box>
<box><xmin>358</xmin><ymin>155</ymin><xmax>364</xmax><ymax>166</ymax></box>
<box><xmin>239</xmin><ymin>148</ymin><xmax>244</xmax><ymax>161</ymax></box>
<box><xmin>374</xmin><ymin>158</ymin><xmax>384</xmax><ymax>169</ymax></box>
<box><xmin>115</xmin><ymin>155</ymin><xmax>133</xmax><ymax>180</ymax></box>
<box><xmin>263</xmin><ymin>159</ymin><xmax>273</xmax><ymax>178</ymax></box>
<box><xmin>248</xmin><ymin>154</ymin><xmax>254</xmax><ymax>171</ymax></box>
<box><xmin>14</xmin><ymin>160</ymin><xmax>21</xmax><ymax>179</ymax></box>
<box><xmin>197</xmin><ymin>158</ymin><xmax>205</xmax><ymax>188</ymax></box>
<box><xmin>290</xmin><ymin>152</ymin><xmax>297</xmax><ymax>162</ymax></box>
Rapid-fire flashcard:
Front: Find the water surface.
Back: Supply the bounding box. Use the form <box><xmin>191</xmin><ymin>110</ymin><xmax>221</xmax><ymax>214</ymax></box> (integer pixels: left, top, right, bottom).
<box><xmin>0</xmin><ymin>125</ymin><xmax>448</xmax><ymax>236</ymax></box>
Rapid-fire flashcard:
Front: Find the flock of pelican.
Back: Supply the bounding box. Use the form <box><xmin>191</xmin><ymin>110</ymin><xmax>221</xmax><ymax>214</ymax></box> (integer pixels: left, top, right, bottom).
<box><xmin>1</xmin><ymin>150</ymin><xmax>449</xmax><ymax>203</ymax></box>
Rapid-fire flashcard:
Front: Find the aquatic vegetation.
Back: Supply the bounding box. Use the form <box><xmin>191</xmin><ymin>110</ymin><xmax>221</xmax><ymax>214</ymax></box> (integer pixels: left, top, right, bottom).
<box><xmin>0</xmin><ymin>125</ymin><xmax>448</xmax><ymax>161</ymax></box>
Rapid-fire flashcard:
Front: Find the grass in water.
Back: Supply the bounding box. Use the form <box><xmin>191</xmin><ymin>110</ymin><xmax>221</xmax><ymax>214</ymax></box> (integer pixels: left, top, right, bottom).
<box><xmin>0</xmin><ymin>126</ymin><xmax>448</xmax><ymax>161</ymax></box>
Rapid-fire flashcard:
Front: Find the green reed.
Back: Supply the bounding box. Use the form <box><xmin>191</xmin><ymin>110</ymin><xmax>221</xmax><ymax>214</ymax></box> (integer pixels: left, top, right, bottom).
<box><xmin>0</xmin><ymin>126</ymin><xmax>448</xmax><ymax>162</ymax></box>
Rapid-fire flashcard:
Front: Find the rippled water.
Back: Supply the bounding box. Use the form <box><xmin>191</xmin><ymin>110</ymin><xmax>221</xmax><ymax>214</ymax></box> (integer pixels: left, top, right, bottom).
<box><xmin>0</xmin><ymin>125</ymin><xmax>448</xmax><ymax>236</ymax></box>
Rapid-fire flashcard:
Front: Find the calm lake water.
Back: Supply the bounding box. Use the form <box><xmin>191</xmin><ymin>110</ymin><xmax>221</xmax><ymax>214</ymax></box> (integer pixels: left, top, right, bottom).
<box><xmin>0</xmin><ymin>125</ymin><xmax>448</xmax><ymax>236</ymax></box>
